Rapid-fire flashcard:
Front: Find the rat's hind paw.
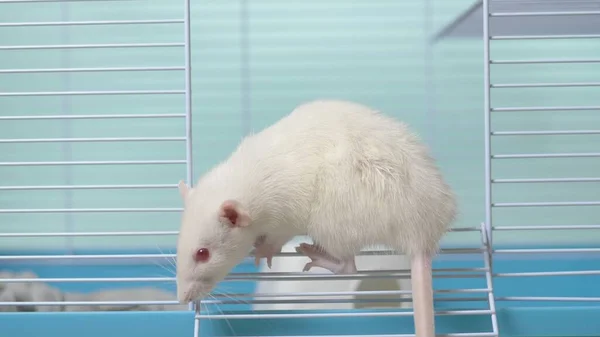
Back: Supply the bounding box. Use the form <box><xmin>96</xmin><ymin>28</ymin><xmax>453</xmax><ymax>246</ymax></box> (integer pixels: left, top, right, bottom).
<box><xmin>253</xmin><ymin>235</ymin><xmax>283</xmax><ymax>268</ymax></box>
<box><xmin>295</xmin><ymin>243</ymin><xmax>357</xmax><ymax>274</ymax></box>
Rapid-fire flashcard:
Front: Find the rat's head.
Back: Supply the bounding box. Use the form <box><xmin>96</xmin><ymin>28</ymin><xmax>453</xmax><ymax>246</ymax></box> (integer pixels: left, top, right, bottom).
<box><xmin>175</xmin><ymin>180</ymin><xmax>255</xmax><ymax>304</ymax></box>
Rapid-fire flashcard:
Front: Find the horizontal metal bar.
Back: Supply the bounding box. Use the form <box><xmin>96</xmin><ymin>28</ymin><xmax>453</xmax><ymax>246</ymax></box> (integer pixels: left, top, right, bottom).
<box><xmin>448</xmin><ymin>226</ymin><xmax>481</xmax><ymax>232</ymax></box>
<box><xmin>494</xmin><ymin>270</ymin><xmax>600</xmax><ymax>277</ymax></box>
<box><xmin>181</xmin><ymin>334</ymin><xmax>496</xmax><ymax>337</ymax></box>
<box><xmin>492</xmin><ymin>106</ymin><xmax>600</xmax><ymax>112</ymax></box>
<box><xmin>493</xmin><ymin>153</ymin><xmax>600</xmax><ymax>159</ymax></box>
<box><xmin>490</xmin><ymin>11</ymin><xmax>600</xmax><ymax>17</ymax></box>
<box><xmin>0</xmin><ymin>277</ymin><xmax>174</xmax><ymax>283</ymax></box>
<box><xmin>205</xmin><ymin>296</ymin><xmax>489</xmax><ymax>306</ymax></box>
<box><xmin>0</xmin><ymin>254</ymin><xmax>174</xmax><ymax>261</ymax></box>
<box><xmin>497</xmin><ymin>297</ymin><xmax>600</xmax><ymax>302</ymax></box>
<box><xmin>0</xmin><ymin>250</ymin><xmax>483</xmax><ymax>262</ymax></box>
<box><xmin>491</xmin><ymin>34</ymin><xmax>600</xmax><ymax>40</ymax></box>
<box><xmin>0</xmin><ymin>184</ymin><xmax>177</xmax><ymax>190</ymax></box>
<box><xmin>493</xmin><ymin>177</ymin><xmax>600</xmax><ymax>183</ymax></box>
<box><xmin>249</xmin><ymin>288</ymin><xmax>492</xmax><ymax>298</ymax></box>
<box><xmin>0</xmin><ymin>66</ymin><xmax>185</xmax><ymax>74</ymax></box>
<box><xmin>493</xmin><ymin>201</ymin><xmax>600</xmax><ymax>207</ymax></box>
<box><xmin>0</xmin><ymin>137</ymin><xmax>185</xmax><ymax>143</ymax></box>
<box><xmin>491</xmin><ymin>82</ymin><xmax>600</xmax><ymax>88</ymax></box>
<box><xmin>0</xmin><ymin>231</ymin><xmax>178</xmax><ymax>237</ymax></box>
<box><xmin>0</xmin><ymin>19</ymin><xmax>183</xmax><ymax>27</ymax></box>
<box><xmin>0</xmin><ymin>268</ymin><xmax>484</xmax><ymax>283</ymax></box>
<box><xmin>0</xmin><ymin>300</ymin><xmax>180</xmax><ymax>306</ymax></box>
<box><xmin>196</xmin><ymin>310</ymin><xmax>494</xmax><ymax>319</ymax></box>
<box><xmin>0</xmin><ymin>208</ymin><xmax>182</xmax><ymax>213</ymax></box>
<box><xmin>494</xmin><ymin>248</ymin><xmax>600</xmax><ymax>254</ymax></box>
<box><xmin>0</xmin><ymin>43</ymin><xmax>183</xmax><ymax>50</ymax></box>
<box><xmin>494</xmin><ymin>224</ymin><xmax>600</xmax><ymax>230</ymax></box>
<box><xmin>491</xmin><ymin>59</ymin><xmax>600</xmax><ymax>64</ymax></box>
<box><xmin>0</xmin><ymin>160</ymin><xmax>186</xmax><ymax>166</ymax></box>
<box><xmin>0</xmin><ymin>114</ymin><xmax>185</xmax><ymax>120</ymax></box>
<box><xmin>0</xmin><ymin>0</ymin><xmax>134</xmax><ymax>2</ymax></box>
<box><xmin>492</xmin><ymin>130</ymin><xmax>600</xmax><ymax>136</ymax></box>
<box><xmin>0</xmin><ymin>90</ymin><xmax>184</xmax><ymax>97</ymax></box>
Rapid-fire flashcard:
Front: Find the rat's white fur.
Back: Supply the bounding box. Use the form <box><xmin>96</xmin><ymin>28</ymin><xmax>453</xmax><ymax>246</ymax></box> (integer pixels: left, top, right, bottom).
<box><xmin>176</xmin><ymin>99</ymin><xmax>457</xmax><ymax>303</ymax></box>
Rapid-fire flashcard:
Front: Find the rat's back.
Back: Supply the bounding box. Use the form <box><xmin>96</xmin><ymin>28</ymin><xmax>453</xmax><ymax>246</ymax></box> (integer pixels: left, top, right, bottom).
<box><xmin>257</xmin><ymin>100</ymin><xmax>457</xmax><ymax>258</ymax></box>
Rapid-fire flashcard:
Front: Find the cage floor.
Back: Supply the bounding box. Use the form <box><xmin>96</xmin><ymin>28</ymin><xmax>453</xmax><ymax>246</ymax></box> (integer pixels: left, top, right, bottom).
<box><xmin>1</xmin><ymin>248</ymin><xmax>599</xmax><ymax>337</ymax></box>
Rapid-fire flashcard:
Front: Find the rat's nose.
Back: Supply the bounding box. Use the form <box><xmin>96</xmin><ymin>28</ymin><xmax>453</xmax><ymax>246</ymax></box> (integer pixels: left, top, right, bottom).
<box><xmin>178</xmin><ymin>290</ymin><xmax>193</xmax><ymax>304</ymax></box>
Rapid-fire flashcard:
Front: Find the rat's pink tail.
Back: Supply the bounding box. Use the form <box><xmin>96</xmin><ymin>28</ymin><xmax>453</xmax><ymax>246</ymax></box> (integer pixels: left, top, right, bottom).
<box><xmin>411</xmin><ymin>253</ymin><xmax>435</xmax><ymax>337</ymax></box>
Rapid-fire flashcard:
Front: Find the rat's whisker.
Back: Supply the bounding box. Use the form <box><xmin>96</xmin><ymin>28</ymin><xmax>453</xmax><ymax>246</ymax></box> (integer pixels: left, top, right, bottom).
<box><xmin>209</xmin><ymin>294</ymin><xmax>237</xmax><ymax>336</ymax></box>
<box><xmin>156</xmin><ymin>244</ymin><xmax>177</xmax><ymax>272</ymax></box>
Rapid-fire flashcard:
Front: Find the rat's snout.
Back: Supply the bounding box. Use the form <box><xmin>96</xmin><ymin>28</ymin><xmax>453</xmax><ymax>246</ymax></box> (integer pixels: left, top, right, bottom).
<box><xmin>177</xmin><ymin>279</ymin><xmax>212</xmax><ymax>304</ymax></box>
<box><xmin>177</xmin><ymin>284</ymin><xmax>198</xmax><ymax>304</ymax></box>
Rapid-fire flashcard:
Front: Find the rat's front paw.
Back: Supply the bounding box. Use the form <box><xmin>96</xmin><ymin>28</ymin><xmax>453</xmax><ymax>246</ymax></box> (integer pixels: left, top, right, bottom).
<box><xmin>253</xmin><ymin>235</ymin><xmax>283</xmax><ymax>268</ymax></box>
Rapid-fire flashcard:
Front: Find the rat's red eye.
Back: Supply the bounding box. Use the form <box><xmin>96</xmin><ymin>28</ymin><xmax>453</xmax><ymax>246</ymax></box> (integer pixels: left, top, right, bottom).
<box><xmin>194</xmin><ymin>248</ymin><xmax>210</xmax><ymax>262</ymax></box>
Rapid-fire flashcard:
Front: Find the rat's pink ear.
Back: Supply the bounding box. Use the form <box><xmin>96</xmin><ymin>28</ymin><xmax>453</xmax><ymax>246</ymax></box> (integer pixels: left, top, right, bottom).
<box><xmin>219</xmin><ymin>200</ymin><xmax>251</xmax><ymax>227</ymax></box>
<box><xmin>178</xmin><ymin>180</ymin><xmax>190</xmax><ymax>200</ymax></box>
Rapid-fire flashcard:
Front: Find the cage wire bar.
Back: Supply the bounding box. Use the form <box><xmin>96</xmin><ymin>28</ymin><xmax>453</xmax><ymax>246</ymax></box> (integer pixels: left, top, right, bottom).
<box><xmin>484</xmin><ymin>0</ymin><xmax>600</xmax><ymax>306</ymax></box>
<box><xmin>0</xmin><ymin>0</ymin><xmax>194</xmax><ymax>311</ymax></box>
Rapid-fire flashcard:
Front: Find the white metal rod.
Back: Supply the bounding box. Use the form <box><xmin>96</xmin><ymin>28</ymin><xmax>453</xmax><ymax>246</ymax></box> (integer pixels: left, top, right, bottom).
<box><xmin>493</xmin><ymin>201</ymin><xmax>600</xmax><ymax>207</ymax></box>
<box><xmin>0</xmin><ymin>90</ymin><xmax>184</xmax><ymax>97</ymax></box>
<box><xmin>0</xmin><ymin>160</ymin><xmax>186</xmax><ymax>166</ymax></box>
<box><xmin>0</xmin><ymin>0</ymin><xmax>134</xmax><ymax>2</ymax></box>
<box><xmin>492</xmin><ymin>82</ymin><xmax>600</xmax><ymax>88</ymax></box>
<box><xmin>0</xmin><ymin>277</ymin><xmax>174</xmax><ymax>283</ymax></box>
<box><xmin>0</xmin><ymin>184</ymin><xmax>177</xmax><ymax>190</ymax></box>
<box><xmin>0</xmin><ymin>43</ymin><xmax>183</xmax><ymax>50</ymax></box>
<box><xmin>494</xmin><ymin>248</ymin><xmax>600</xmax><ymax>254</ymax></box>
<box><xmin>492</xmin><ymin>106</ymin><xmax>600</xmax><ymax>112</ymax></box>
<box><xmin>493</xmin><ymin>178</ymin><xmax>600</xmax><ymax>183</ymax></box>
<box><xmin>480</xmin><ymin>222</ymin><xmax>499</xmax><ymax>337</ymax></box>
<box><xmin>449</xmin><ymin>227</ymin><xmax>480</xmax><ymax>232</ymax></box>
<box><xmin>0</xmin><ymin>66</ymin><xmax>185</xmax><ymax>74</ymax></box>
<box><xmin>0</xmin><ymin>137</ymin><xmax>185</xmax><ymax>143</ymax></box>
<box><xmin>492</xmin><ymin>130</ymin><xmax>600</xmax><ymax>136</ymax></box>
<box><xmin>0</xmin><ymin>231</ymin><xmax>178</xmax><ymax>237</ymax></box>
<box><xmin>0</xmin><ymin>300</ymin><xmax>179</xmax><ymax>306</ymax></box>
<box><xmin>495</xmin><ymin>270</ymin><xmax>600</xmax><ymax>277</ymax></box>
<box><xmin>183</xmin><ymin>0</ymin><xmax>193</xmax><ymax>191</ymax></box>
<box><xmin>0</xmin><ymin>254</ymin><xmax>173</xmax><ymax>260</ymax></box>
<box><xmin>205</xmin><ymin>297</ymin><xmax>488</xmax><ymax>306</ymax></box>
<box><xmin>493</xmin><ymin>153</ymin><xmax>600</xmax><ymax>159</ymax></box>
<box><xmin>494</xmin><ymin>224</ymin><xmax>600</xmax><ymax>230</ymax></box>
<box><xmin>196</xmin><ymin>310</ymin><xmax>494</xmax><ymax>319</ymax></box>
<box><xmin>491</xmin><ymin>34</ymin><xmax>600</xmax><ymax>40</ymax></box>
<box><xmin>0</xmin><ymin>19</ymin><xmax>184</xmax><ymax>27</ymax></box>
<box><xmin>0</xmin><ymin>251</ymin><xmax>482</xmax><ymax>260</ymax></box>
<box><xmin>491</xmin><ymin>59</ymin><xmax>600</xmax><ymax>64</ymax></box>
<box><xmin>0</xmin><ymin>208</ymin><xmax>182</xmax><ymax>213</ymax></box>
<box><xmin>497</xmin><ymin>297</ymin><xmax>600</xmax><ymax>302</ymax></box>
<box><xmin>231</xmin><ymin>268</ymin><xmax>487</xmax><ymax>276</ymax></box>
<box><xmin>178</xmin><ymin>334</ymin><xmax>496</xmax><ymax>337</ymax></box>
<box><xmin>490</xmin><ymin>11</ymin><xmax>600</xmax><ymax>17</ymax></box>
<box><xmin>0</xmin><ymin>114</ymin><xmax>185</xmax><ymax>120</ymax></box>
<box><xmin>482</xmin><ymin>0</ymin><xmax>493</xmax><ymax>251</ymax></box>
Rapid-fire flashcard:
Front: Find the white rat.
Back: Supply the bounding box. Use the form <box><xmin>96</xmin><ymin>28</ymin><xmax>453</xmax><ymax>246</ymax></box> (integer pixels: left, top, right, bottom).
<box><xmin>176</xmin><ymin>99</ymin><xmax>457</xmax><ymax>337</ymax></box>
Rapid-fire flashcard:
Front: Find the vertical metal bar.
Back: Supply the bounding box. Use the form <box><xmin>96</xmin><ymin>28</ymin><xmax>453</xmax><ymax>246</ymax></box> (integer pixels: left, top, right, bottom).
<box><xmin>424</xmin><ymin>0</ymin><xmax>435</xmax><ymax>154</ymax></box>
<box><xmin>60</xmin><ymin>1</ymin><xmax>74</xmax><ymax>254</ymax></box>
<box><xmin>481</xmin><ymin>223</ymin><xmax>499</xmax><ymax>336</ymax></box>
<box><xmin>184</xmin><ymin>0</ymin><xmax>194</xmax><ymax>189</ymax></box>
<box><xmin>183</xmin><ymin>0</ymin><xmax>195</xmax><ymax>317</ymax></box>
<box><xmin>482</xmin><ymin>0</ymin><xmax>493</xmax><ymax>248</ymax></box>
<box><xmin>240</xmin><ymin>0</ymin><xmax>251</xmax><ymax>136</ymax></box>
